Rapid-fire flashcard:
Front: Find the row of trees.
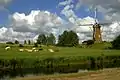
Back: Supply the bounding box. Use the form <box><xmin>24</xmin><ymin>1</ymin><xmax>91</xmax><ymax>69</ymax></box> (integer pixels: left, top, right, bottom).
<box><xmin>36</xmin><ymin>31</ymin><xmax>79</xmax><ymax>47</ymax></box>
<box><xmin>6</xmin><ymin>40</ymin><xmax>32</xmax><ymax>45</ymax></box>
<box><xmin>37</xmin><ymin>33</ymin><xmax>56</xmax><ymax>45</ymax></box>
<box><xmin>6</xmin><ymin>30</ymin><xmax>79</xmax><ymax>47</ymax></box>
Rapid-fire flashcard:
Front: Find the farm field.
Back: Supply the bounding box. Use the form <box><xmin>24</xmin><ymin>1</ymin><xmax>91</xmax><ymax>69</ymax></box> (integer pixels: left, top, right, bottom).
<box><xmin>12</xmin><ymin>68</ymin><xmax>120</xmax><ymax>80</ymax></box>
<box><xmin>0</xmin><ymin>42</ymin><xmax>120</xmax><ymax>59</ymax></box>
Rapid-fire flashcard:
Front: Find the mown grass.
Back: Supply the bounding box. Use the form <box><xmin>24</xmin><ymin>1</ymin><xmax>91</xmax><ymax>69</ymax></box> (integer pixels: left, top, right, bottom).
<box><xmin>0</xmin><ymin>42</ymin><xmax>119</xmax><ymax>59</ymax></box>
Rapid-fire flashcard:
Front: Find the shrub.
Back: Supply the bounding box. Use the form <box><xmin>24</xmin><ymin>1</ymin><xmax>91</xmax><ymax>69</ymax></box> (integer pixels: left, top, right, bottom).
<box><xmin>14</xmin><ymin>40</ymin><xmax>19</xmax><ymax>44</ymax></box>
<box><xmin>112</xmin><ymin>35</ymin><xmax>120</xmax><ymax>49</ymax></box>
<box><xmin>33</xmin><ymin>43</ymin><xmax>38</xmax><ymax>47</ymax></box>
<box><xmin>19</xmin><ymin>44</ymin><xmax>24</xmax><ymax>47</ymax></box>
<box><xmin>39</xmin><ymin>48</ymin><xmax>43</xmax><ymax>50</ymax></box>
<box><xmin>82</xmin><ymin>40</ymin><xmax>94</xmax><ymax>46</ymax></box>
<box><xmin>6</xmin><ymin>42</ymin><xmax>14</xmax><ymax>45</ymax></box>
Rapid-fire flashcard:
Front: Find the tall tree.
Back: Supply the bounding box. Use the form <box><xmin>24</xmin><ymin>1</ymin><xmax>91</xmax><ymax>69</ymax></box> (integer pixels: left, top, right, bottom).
<box><xmin>37</xmin><ymin>34</ymin><xmax>47</xmax><ymax>45</ymax></box>
<box><xmin>47</xmin><ymin>33</ymin><xmax>56</xmax><ymax>45</ymax></box>
<box><xmin>112</xmin><ymin>35</ymin><xmax>120</xmax><ymax>49</ymax></box>
<box><xmin>24</xmin><ymin>40</ymin><xmax>27</xmax><ymax>44</ymax></box>
<box><xmin>28</xmin><ymin>40</ymin><xmax>31</xmax><ymax>45</ymax></box>
<box><xmin>15</xmin><ymin>40</ymin><xmax>19</xmax><ymax>44</ymax></box>
<box><xmin>57</xmin><ymin>30</ymin><xmax>79</xmax><ymax>47</ymax></box>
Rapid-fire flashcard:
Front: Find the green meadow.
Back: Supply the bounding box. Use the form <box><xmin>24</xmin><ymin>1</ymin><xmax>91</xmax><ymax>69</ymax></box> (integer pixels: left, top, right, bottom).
<box><xmin>0</xmin><ymin>42</ymin><xmax>120</xmax><ymax>59</ymax></box>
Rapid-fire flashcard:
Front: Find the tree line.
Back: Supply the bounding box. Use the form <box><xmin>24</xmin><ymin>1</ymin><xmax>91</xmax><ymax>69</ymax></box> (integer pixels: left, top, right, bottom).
<box><xmin>6</xmin><ymin>30</ymin><xmax>79</xmax><ymax>47</ymax></box>
<box><xmin>6</xmin><ymin>29</ymin><xmax>120</xmax><ymax>49</ymax></box>
<box><xmin>37</xmin><ymin>30</ymin><xmax>79</xmax><ymax>47</ymax></box>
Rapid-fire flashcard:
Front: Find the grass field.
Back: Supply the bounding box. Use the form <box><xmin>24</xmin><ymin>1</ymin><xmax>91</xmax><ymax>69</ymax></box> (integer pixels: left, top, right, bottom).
<box><xmin>1</xmin><ymin>42</ymin><xmax>120</xmax><ymax>80</ymax></box>
<box><xmin>0</xmin><ymin>42</ymin><xmax>120</xmax><ymax>59</ymax></box>
<box><xmin>12</xmin><ymin>68</ymin><xmax>120</xmax><ymax>80</ymax></box>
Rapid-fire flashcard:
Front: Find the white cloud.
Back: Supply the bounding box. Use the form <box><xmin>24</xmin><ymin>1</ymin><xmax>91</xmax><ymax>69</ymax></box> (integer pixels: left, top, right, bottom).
<box><xmin>0</xmin><ymin>27</ymin><xmax>35</xmax><ymax>43</ymax></box>
<box><xmin>10</xmin><ymin>10</ymin><xmax>65</xmax><ymax>35</ymax></box>
<box><xmin>59</xmin><ymin>0</ymin><xmax>77</xmax><ymax>23</ymax></box>
<box><xmin>58</xmin><ymin>0</ymin><xmax>73</xmax><ymax>6</ymax></box>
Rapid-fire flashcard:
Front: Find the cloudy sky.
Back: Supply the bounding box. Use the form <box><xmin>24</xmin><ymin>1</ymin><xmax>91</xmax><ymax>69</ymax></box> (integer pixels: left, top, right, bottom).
<box><xmin>0</xmin><ymin>0</ymin><xmax>120</xmax><ymax>43</ymax></box>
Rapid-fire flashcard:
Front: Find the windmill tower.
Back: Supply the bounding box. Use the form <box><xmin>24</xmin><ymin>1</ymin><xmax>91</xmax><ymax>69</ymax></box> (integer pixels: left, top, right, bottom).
<box><xmin>93</xmin><ymin>8</ymin><xmax>102</xmax><ymax>43</ymax></box>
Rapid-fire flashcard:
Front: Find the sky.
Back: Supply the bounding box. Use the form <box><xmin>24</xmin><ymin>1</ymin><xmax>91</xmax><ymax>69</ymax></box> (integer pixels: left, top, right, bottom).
<box><xmin>0</xmin><ymin>0</ymin><xmax>102</xmax><ymax>25</ymax></box>
<box><xmin>0</xmin><ymin>0</ymin><xmax>120</xmax><ymax>43</ymax></box>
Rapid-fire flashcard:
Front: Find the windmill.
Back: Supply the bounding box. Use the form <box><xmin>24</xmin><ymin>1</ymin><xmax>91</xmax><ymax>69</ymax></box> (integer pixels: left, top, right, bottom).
<box><xmin>77</xmin><ymin>8</ymin><xmax>111</xmax><ymax>43</ymax></box>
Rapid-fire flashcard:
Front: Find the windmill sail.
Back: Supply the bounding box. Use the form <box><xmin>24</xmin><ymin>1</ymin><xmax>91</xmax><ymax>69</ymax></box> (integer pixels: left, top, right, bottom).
<box><xmin>94</xmin><ymin>8</ymin><xmax>97</xmax><ymax>24</ymax></box>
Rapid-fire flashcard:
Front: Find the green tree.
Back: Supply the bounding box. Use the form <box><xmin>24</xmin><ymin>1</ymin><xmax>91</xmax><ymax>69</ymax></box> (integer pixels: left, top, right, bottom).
<box><xmin>57</xmin><ymin>30</ymin><xmax>79</xmax><ymax>47</ymax></box>
<box><xmin>15</xmin><ymin>40</ymin><xmax>19</xmax><ymax>44</ymax></box>
<box><xmin>57</xmin><ymin>31</ymin><xmax>68</xmax><ymax>46</ymax></box>
<box><xmin>37</xmin><ymin>34</ymin><xmax>47</xmax><ymax>45</ymax></box>
<box><xmin>28</xmin><ymin>40</ymin><xmax>31</xmax><ymax>45</ymax></box>
<box><xmin>33</xmin><ymin>43</ymin><xmax>38</xmax><ymax>47</ymax></box>
<box><xmin>24</xmin><ymin>40</ymin><xmax>27</xmax><ymax>44</ymax></box>
<box><xmin>112</xmin><ymin>35</ymin><xmax>120</xmax><ymax>49</ymax></box>
<box><xmin>47</xmin><ymin>33</ymin><xmax>56</xmax><ymax>45</ymax></box>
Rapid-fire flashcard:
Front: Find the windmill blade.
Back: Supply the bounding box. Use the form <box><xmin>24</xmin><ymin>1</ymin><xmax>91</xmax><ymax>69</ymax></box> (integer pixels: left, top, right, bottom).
<box><xmin>77</xmin><ymin>24</ymin><xmax>93</xmax><ymax>26</ymax></box>
<box><xmin>89</xmin><ymin>26</ymin><xmax>93</xmax><ymax>32</ymax></box>
<box><xmin>99</xmin><ymin>23</ymin><xmax>112</xmax><ymax>26</ymax></box>
<box><xmin>101</xmin><ymin>27</ymin><xmax>104</xmax><ymax>33</ymax></box>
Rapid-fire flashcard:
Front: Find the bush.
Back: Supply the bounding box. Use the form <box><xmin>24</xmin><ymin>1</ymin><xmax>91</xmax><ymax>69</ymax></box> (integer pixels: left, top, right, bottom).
<box><xmin>112</xmin><ymin>35</ymin><xmax>120</xmax><ymax>49</ymax></box>
<box><xmin>6</xmin><ymin>42</ymin><xmax>14</xmax><ymax>45</ymax></box>
<box><xmin>14</xmin><ymin>40</ymin><xmax>19</xmax><ymax>44</ymax></box>
<box><xmin>19</xmin><ymin>44</ymin><xmax>24</xmax><ymax>47</ymax></box>
<box><xmin>82</xmin><ymin>40</ymin><xmax>94</xmax><ymax>46</ymax></box>
<box><xmin>39</xmin><ymin>48</ymin><xmax>43</xmax><ymax>50</ymax></box>
<box><xmin>33</xmin><ymin>43</ymin><xmax>38</xmax><ymax>47</ymax></box>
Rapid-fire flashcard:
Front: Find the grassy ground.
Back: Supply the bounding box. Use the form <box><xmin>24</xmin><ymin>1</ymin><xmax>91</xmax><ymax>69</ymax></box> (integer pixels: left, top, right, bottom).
<box><xmin>1</xmin><ymin>43</ymin><xmax>120</xmax><ymax>80</ymax></box>
<box><xmin>12</xmin><ymin>68</ymin><xmax>120</xmax><ymax>80</ymax></box>
<box><xmin>0</xmin><ymin>42</ymin><xmax>120</xmax><ymax>59</ymax></box>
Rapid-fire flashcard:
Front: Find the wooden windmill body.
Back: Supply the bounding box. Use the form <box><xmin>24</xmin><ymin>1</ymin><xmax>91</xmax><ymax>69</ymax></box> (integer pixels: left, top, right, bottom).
<box><xmin>93</xmin><ymin>23</ymin><xmax>102</xmax><ymax>43</ymax></box>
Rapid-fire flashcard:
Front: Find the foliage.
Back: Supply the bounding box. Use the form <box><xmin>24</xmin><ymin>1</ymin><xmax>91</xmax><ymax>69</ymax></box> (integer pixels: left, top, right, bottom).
<box><xmin>19</xmin><ymin>44</ymin><xmax>24</xmax><ymax>47</ymax></box>
<box><xmin>37</xmin><ymin>34</ymin><xmax>47</xmax><ymax>45</ymax></box>
<box><xmin>33</xmin><ymin>43</ymin><xmax>38</xmax><ymax>47</ymax></box>
<box><xmin>57</xmin><ymin>30</ymin><xmax>79</xmax><ymax>47</ymax></box>
<box><xmin>28</xmin><ymin>40</ymin><xmax>31</xmax><ymax>45</ymax></box>
<box><xmin>47</xmin><ymin>33</ymin><xmax>56</xmax><ymax>45</ymax></box>
<box><xmin>82</xmin><ymin>40</ymin><xmax>94</xmax><ymax>45</ymax></box>
<box><xmin>24</xmin><ymin>40</ymin><xmax>27</xmax><ymax>44</ymax></box>
<box><xmin>6</xmin><ymin>42</ymin><xmax>14</xmax><ymax>45</ymax></box>
<box><xmin>112</xmin><ymin>35</ymin><xmax>120</xmax><ymax>49</ymax></box>
<box><xmin>14</xmin><ymin>40</ymin><xmax>19</xmax><ymax>44</ymax></box>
